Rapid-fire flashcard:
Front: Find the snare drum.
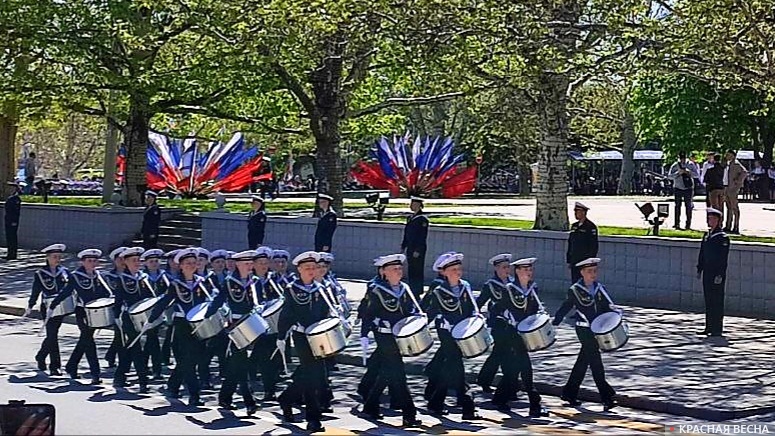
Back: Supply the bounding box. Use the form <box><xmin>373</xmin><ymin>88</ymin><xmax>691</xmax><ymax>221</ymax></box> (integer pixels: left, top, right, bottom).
<box><xmin>186</xmin><ymin>302</ymin><xmax>226</xmax><ymax>340</ymax></box>
<box><xmin>261</xmin><ymin>299</ymin><xmax>284</xmax><ymax>334</ymax></box>
<box><xmin>517</xmin><ymin>313</ymin><xmax>557</xmax><ymax>352</ymax></box>
<box><xmin>590</xmin><ymin>311</ymin><xmax>629</xmax><ymax>351</ymax></box>
<box><xmin>305</xmin><ymin>317</ymin><xmax>348</xmax><ymax>359</ymax></box>
<box><xmin>451</xmin><ymin>316</ymin><xmax>493</xmax><ymax>358</ymax></box>
<box><xmin>128</xmin><ymin>296</ymin><xmax>166</xmax><ymax>331</ymax></box>
<box><xmin>84</xmin><ymin>297</ymin><xmax>116</xmax><ymax>328</ymax></box>
<box><xmin>45</xmin><ymin>295</ymin><xmax>76</xmax><ymax>318</ymax></box>
<box><xmin>228</xmin><ymin>311</ymin><xmax>269</xmax><ymax>350</ymax></box>
<box><xmin>392</xmin><ymin>315</ymin><xmax>434</xmax><ymax>357</ymax></box>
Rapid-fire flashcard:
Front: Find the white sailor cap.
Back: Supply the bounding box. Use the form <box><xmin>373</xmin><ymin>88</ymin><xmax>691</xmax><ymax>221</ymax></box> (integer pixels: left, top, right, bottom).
<box><xmin>292</xmin><ymin>251</ymin><xmax>320</xmax><ymax>266</ymax></box>
<box><xmin>433</xmin><ymin>252</ymin><xmax>464</xmax><ymax>271</ymax></box>
<box><xmin>318</xmin><ymin>252</ymin><xmax>334</xmax><ymax>263</ymax></box>
<box><xmin>574</xmin><ymin>201</ymin><xmax>590</xmax><ymax>211</ymax></box>
<box><xmin>707</xmin><ymin>207</ymin><xmax>723</xmax><ymax>217</ymax></box>
<box><xmin>231</xmin><ymin>250</ymin><xmax>257</xmax><ymax>262</ymax></box>
<box><xmin>196</xmin><ymin>248</ymin><xmax>211</xmax><ymax>260</ymax></box>
<box><xmin>575</xmin><ymin>257</ymin><xmax>601</xmax><ymax>268</ymax></box>
<box><xmin>254</xmin><ymin>246</ymin><xmax>274</xmax><ymax>259</ymax></box>
<box><xmin>511</xmin><ymin>257</ymin><xmax>537</xmax><ymax>268</ymax></box>
<box><xmin>251</xmin><ymin>195</ymin><xmax>264</xmax><ymax>203</ymax></box>
<box><xmin>488</xmin><ymin>253</ymin><xmax>512</xmax><ymax>266</ymax></box>
<box><xmin>225</xmin><ymin>250</ymin><xmax>236</xmax><ymax>259</ymax></box>
<box><xmin>145</xmin><ymin>190</ymin><xmax>158</xmax><ymax>198</ymax></box>
<box><xmin>41</xmin><ymin>244</ymin><xmax>66</xmax><ymax>254</ymax></box>
<box><xmin>272</xmin><ymin>249</ymin><xmax>290</xmax><ymax>259</ymax></box>
<box><xmin>410</xmin><ymin>196</ymin><xmax>425</xmax><ymax>203</ymax></box>
<box><xmin>375</xmin><ymin>254</ymin><xmax>406</xmax><ymax>268</ymax></box>
<box><xmin>317</xmin><ymin>193</ymin><xmax>334</xmax><ymax>201</ymax></box>
<box><xmin>174</xmin><ymin>248</ymin><xmax>200</xmax><ymax>264</ymax></box>
<box><xmin>210</xmin><ymin>249</ymin><xmax>229</xmax><ymax>261</ymax></box>
<box><xmin>77</xmin><ymin>248</ymin><xmax>102</xmax><ymax>259</ymax></box>
<box><xmin>109</xmin><ymin>246</ymin><xmax>128</xmax><ymax>261</ymax></box>
<box><xmin>120</xmin><ymin>246</ymin><xmax>145</xmax><ymax>259</ymax></box>
<box><xmin>165</xmin><ymin>249</ymin><xmax>180</xmax><ymax>260</ymax></box>
<box><xmin>140</xmin><ymin>249</ymin><xmax>164</xmax><ymax>261</ymax></box>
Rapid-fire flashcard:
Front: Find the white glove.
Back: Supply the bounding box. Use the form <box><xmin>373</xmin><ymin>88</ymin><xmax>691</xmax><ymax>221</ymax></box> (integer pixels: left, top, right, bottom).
<box><xmin>360</xmin><ymin>337</ymin><xmax>369</xmax><ymax>365</ymax></box>
<box><xmin>24</xmin><ymin>307</ymin><xmax>32</xmax><ymax>318</ymax></box>
<box><xmin>276</xmin><ymin>339</ymin><xmax>286</xmax><ymax>351</ymax></box>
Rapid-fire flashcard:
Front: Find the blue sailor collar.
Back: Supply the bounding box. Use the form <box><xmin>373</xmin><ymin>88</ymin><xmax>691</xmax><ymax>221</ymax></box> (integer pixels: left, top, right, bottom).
<box><xmin>175</xmin><ymin>275</ymin><xmax>204</xmax><ymax>291</ymax></box>
<box><xmin>573</xmin><ymin>280</ymin><xmax>602</xmax><ymax>297</ymax></box>
<box><xmin>438</xmin><ymin>279</ymin><xmax>471</xmax><ymax>298</ymax></box>
<box><xmin>291</xmin><ymin>280</ymin><xmax>320</xmax><ymax>294</ymax></box>
<box><xmin>512</xmin><ymin>280</ymin><xmax>536</xmax><ymax>296</ymax></box>
<box><xmin>39</xmin><ymin>265</ymin><xmax>67</xmax><ymax>278</ymax></box>
<box><xmin>373</xmin><ymin>280</ymin><xmax>408</xmax><ymax>299</ymax></box>
<box><xmin>73</xmin><ymin>267</ymin><xmax>96</xmax><ymax>279</ymax></box>
<box><xmin>487</xmin><ymin>275</ymin><xmax>513</xmax><ymax>288</ymax></box>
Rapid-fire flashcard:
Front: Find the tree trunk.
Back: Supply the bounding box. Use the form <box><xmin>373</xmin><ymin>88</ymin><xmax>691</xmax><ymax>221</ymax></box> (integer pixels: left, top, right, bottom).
<box><xmin>102</xmin><ymin>91</ymin><xmax>119</xmax><ymax>204</ymax></box>
<box><xmin>618</xmin><ymin>110</ymin><xmax>636</xmax><ymax>195</ymax></box>
<box><xmin>517</xmin><ymin>161</ymin><xmax>531</xmax><ymax>196</ymax></box>
<box><xmin>0</xmin><ymin>112</ymin><xmax>18</xmax><ymax>200</ymax></box>
<box><xmin>310</xmin><ymin>35</ymin><xmax>346</xmax><ymax>214</ymax></box>
<box><xmin>124</xmin><ymin>95</ymin><xmax>151</xmax><ymax>206</ymax></box>
<box><xmin>533</xmin><ymin>72</ymin><xmax>571</xmax><ymax>230</ymax></box>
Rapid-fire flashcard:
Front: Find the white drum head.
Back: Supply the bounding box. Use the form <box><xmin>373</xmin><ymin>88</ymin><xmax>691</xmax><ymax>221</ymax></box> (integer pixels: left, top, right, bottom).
<box><xmin>306</xmin><ymin>317</ymin><xmax>340</xmax><ymax>335</ymax></box>
<box><xmin>452</xmin><ymin>316</ymin><xmax>485</xmax><ymax>339</ymax></box>
<box><xmin>86</xmin><ymin>297</ymin><xmax>114</xmax><ymax>309</ymax></box>
<box><xmin>393</xmin><ymin>315</ymin><xmax>426</xmax><ymax>337</ymax></box>
<box><xmin>591</xmin><ymin>311</ymin><xmax>622</xmax><ymax>334</ymax></box>
<box><xmin>518</xmin><ymin>313</ymin><xmax>550</xmax><ymax>333</ymax></box>
<box><xmin>186</xmin><ymin>302</ymin><xmax>210</xmax><ymax>322</ymax></box>
<box><xmin>262</xmin><ymin>299</ymin><xmax>284</xmax><ymax>316</ymax></box>
<box><xmin>130</xmin><ymin>296</ymin><xmax>162</xmax><ymax>314</ymax></box>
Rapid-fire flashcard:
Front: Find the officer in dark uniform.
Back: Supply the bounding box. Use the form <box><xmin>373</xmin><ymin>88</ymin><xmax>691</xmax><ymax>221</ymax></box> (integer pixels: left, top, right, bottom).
<box><xmin>566</xmin><ymin>202</ymin><xmax>598</xmax><ymax>284</ymax></box>
<box><xmin>401</xmin><ymin>196</ymin><xmax>429</xmax><ymax>296</ymax></box>
<box><xmin>277</xmin><ymin>251</ymin><xmax>332</xmax><ymax>433</ymax></box>
<box><xmin>697</xmin><ymin>207</ymin><xmax>730</xmax><ymax>337</ymax></box>
<box><xmin>358</xmin><ymin>253</ymin><xmax>422</xmax><ymax>427</ymax></box>
<box><xmin>48</xmin><ymin>249</ymin><xmax>111</xmax><ymax>385</ymax></box>
<box><xmin>314</xmin><ymin>193</ymin><xmax>337</xmax><ymax>252</ymax></box>
<box><xmin>141</xmin><ymin>191</ymin><xmax>161</xmax><ymax>249</ymax></box>
<box><xmin>4</xmin><ymin>181</ymin><xmax>23</xmax><ymax>260</ymax></box>
<box><xmin>27</xmin><ymin>244</ymin><xmax>69</xmax><ymax>376</ymax></box>
<box><xmin>113</xmin><ymin>247</ymin><xmax>155</xmax><ymax>392</ymax></box>
<box><xmin>552</xmin><ymin>257</ymin><xmax>618</xmax><ymax>411</ymax></box>
<box><xmin>247</xmin><ymin>196</ymin><xmax>267</xmax><ymax>249</ymax></box>
<box><xmin>209</xmin><ymin>250</ymin><xmax>259</xmax><ymax>415</ymax></box>
<box><xmin>475</xmin><ymin>253</ymin><xmax>513</xmax><ymax>393</ymax></box>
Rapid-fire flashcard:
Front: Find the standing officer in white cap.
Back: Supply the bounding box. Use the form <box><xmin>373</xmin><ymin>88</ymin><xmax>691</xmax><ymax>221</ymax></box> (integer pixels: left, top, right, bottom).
<box><xmin>4</xmin><ymin>181</ymin><xmax>24</xmax><ymax>260</ymax></box>
<box><xmin>566</xmin><ymin>202</ymin><xmax>598</xmax><ymax>284</ymax></box>
<box><xmin>697</xmin><ymin>207</ymin><xmax>730</xmax><ymax>337</ymax></box>
<box><xmin>475</xmin><ymin>253</ymin><xmax>513</xmax><ymax>393</ymax></box>
<box><xmin>314</xmin><ymin>193</ymin><xmax>337</xmax><ymax>252</ymax></box>
<box><xmin>28</xmin><ymin>244</ymin><xmax>69</xmax><ymax>375</ymax></box>
<box><xmin>248</xmin><ymin>195</ymin><xmax>267</xmax><ymax>249</ymax></box>
<box><xmin>401</xmin><ymin>196</ymin><xmax>430</xmax><ymax>296</ymax></box>
<box><xmin>141</xmin><ymin>191</ymin><xmax>161</xmax><ymax>249</ymax></box>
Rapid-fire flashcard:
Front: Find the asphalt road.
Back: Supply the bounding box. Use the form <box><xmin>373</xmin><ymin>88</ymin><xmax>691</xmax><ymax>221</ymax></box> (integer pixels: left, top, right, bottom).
<box><xmin>0</xmin><ymin>314</ymin><xmax>710</xmax><ymax>436</ymax></box>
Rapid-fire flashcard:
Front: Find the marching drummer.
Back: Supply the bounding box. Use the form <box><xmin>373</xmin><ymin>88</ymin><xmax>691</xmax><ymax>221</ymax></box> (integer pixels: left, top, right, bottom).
<box><xmin>165</xmin><ymin>249</ymin><xmax>181</xmax><ymax>277</ymax></box>
<box><xmin>103</xmin><ymin>246</ymin><xmax>127</xmax><ymax>369</ymax></box>
<box><xmin>276</xmin><ymin>251</ymin><xmax>332</xmax><ymax>433</ymax></box>
<box><xmin>209</xmin><ymin>249</ymin><xmax>230</xmax><ymax>289</ymax></box>
<box><xmin>160</xmin><ymin>249</ymin><xmax>180</xmax><ymax>367</ymax></box>
<box><xmin>148</xmin><ymin>248</ymin><xmax>209</xmax><ymax>407</ymax></box>
<box><xmin>48</xmin><ymin>249</ymin><xmax>111</xmax><ymax>385</ymax></box>
<box><xmin>113</xmin><ymin>247</ymin><xmax>155</xmax><ymax>392</ymax></box>
<box><xmin>496</xmin><ymin>257</ymin><xmax>548</xmax><ymax>417</ymax></box>
<box><xmin>141</xmin><ymin>248</ymin><xmax>167</xmax><ymax>379</ymax></box>
<box><xmin>209</xmin><ymin>250</ymin><xmax>260</xmax><ymax>415</ymax></box>
<box><xmin>249</xmin><ymin>246</ymin><xmax>284</xmax><ymax>401</ymax></box>
<box><xmin>226</xmin><ymin>251</ymin><xmax>237</xmax><ymax>275</ymax></box>
<box><xmin>319</xmin><ymin>253</ymin><xmax>349</xmax><ymax>317</ymax></box>
<box><xmin>271</xmin><ymin>249</ymin><xmax>294</xmax><ymax>288</ymax></box>
<box><xmin>195</xmin><ymin>247</ymin><xmax>221</xmax><ymax>389</ymax></box>
<box><xmin>422</xmin><ymin>252</ymin><xmax>480</xmax><ymax>420</ymax></box>
<box><xmin>27</xmin><ymin>244</ymin><xmax>69</xmax><ymax>377</ymax></box>
<box><xmin>552</xmin><ymin>257</ymin><xmax>618</xmax><ymax>411</ymax></box>
<box><xmin>357</xmin><ymin>254</ymin><xmax>422</xmax><ymax>427</ymax></box>
<box><xmin>476</xmin><ymin>253</ymin><xmax>513</xmax><ymax>393</ymax></box>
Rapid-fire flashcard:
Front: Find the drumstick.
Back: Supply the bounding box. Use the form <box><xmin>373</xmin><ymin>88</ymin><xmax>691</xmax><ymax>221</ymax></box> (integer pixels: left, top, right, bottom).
<box><xmin>95</xmin><ymin>272</ymin><xmax>115</xmax><ymax>297</ymax></box>
<box><xmin>464</xmin><ymin>283</ymin><xmax>482</xmax><ymax>315</ymax></box>
<box><xmin>142</xmin><ymin>277</ymin><xmax>156</xmax><ymax>297</ymax></box>
<box><xmin>127</xmin><ymin>322</ymin><xmax>150</xmax><ymax>349</ymax></box>
<box><xmin>403</xmin><ymin>284</ymin><xmax>425</xmax><ymax>316</ymax></box>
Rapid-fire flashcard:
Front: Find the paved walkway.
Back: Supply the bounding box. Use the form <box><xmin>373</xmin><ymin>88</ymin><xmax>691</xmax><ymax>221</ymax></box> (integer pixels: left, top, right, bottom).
<box><xmin>1</xmin><ymin>252</ymin><xmax>774</xmax><ymax>422</ymax></box>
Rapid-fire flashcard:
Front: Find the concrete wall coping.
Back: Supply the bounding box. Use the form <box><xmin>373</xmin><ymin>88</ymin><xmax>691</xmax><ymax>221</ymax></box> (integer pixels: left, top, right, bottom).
<box><xmin>2</xmin><ymin>203</ymin><xmax>185</xmax><ymax>215</ymax></box>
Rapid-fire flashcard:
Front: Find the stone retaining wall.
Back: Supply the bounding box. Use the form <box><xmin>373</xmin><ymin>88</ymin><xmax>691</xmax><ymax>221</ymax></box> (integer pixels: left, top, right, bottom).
<box><xmin>0</xmin><ymin>204</ymin><xmax>181</xmax><ymax>252</ymax></box>
<box><xmin>202</xmin><ymin>212</ymin><xmax>775</xmax><ymax>319</ymax></box>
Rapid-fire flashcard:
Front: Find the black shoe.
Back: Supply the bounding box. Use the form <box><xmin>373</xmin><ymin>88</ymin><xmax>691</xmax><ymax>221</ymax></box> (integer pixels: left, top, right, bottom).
<box><xmin>105</xmin><ymin>360</ymin><xmax>115</xmax><ymax>369</ymax></box>
<box><xmin>306</xmin><ymin>421</ymin><xmax>324</xmax><ymax>432</ymax></box>
<box><xmin>731</xmin><ymin>229</ymin><xmax>740</xmax><ymax>235</ymax></box>
<box><xmin>561</xmin><ymin>395</ymin><xmax>581</xmax><ymax>406</ymax></box>
<box><xmin>262</xmin><ymin>392</ymin><xmax>276</xmax><ymax>402</ymax></box>
<box><xmin>189</xmin><ymin>397</ymin><xmax>205</xmax><ymax>407</ymax></box>
<box><xmin>673</xmin><ymin>225</ymin><xmax>681</xmax><ymax>230</ymax></box>
<box><xmin>112</xmin><ymin>379</ymin><xmax>129</xmax><ymax>388</ymax></box>
<box><xmin>479</xmin><ymin>384</ymin><xmax>493</xmax><ymax>394</ymax></box>
<box><xmin>709</xmin><ymin>332</ymin><xmax>723</xmax><ymax>337</ymax></box>
<box><xmin>218</xmin><ymin>402</ymin><xmax>237</xmax><ymax>410</ymax></box>
<box><xmin>139</xmin><ymin>385</ymin><xmax>149</xmax><ymax>394</ymax></box>
<box><xmin>320</xmin><ymin>406</ymin><xmax>333</xmax><ymax>414</ymax></box>
<box><xmin>530</xmin><ymin>407</ymin><xmax>549</xmax><ymax>418</ymax></box>
<box><xmin>200</xmin><ymin>382</ymin><xmax>212</xmax><ymax>390</ymax></box>
<box><xmin>90</xmin><ymin>377</ymin><xmax>102</xmax><ymax>385</ymax></box>
<box><xmin>36</xmin><ymin>359</ymin><xmax>46</xmax><ymax>371</ymax></box>
<box><xmin>280</xmin><ymin>401</ymin><xmax>295</xmax><ymax>423</ymax></box>
<box><xmin>161</xmin><ymin>387</ymin><xmax>180</xmax><ymax>399</ymax></box>
<box><xmin>696</xmin><ymin>330</ymin><xmax>710</xmax><ymax>336</ymax></box>
<box><xmin>603</xmin><ymin>400</ymin><xmax>617</xmax><ymax>412</ymax></box>
<box><xmin>493</xmin><ymin>401</ymin><xmax>510</xmax><ymax>412</ymax></box>
<box><xmin>428</xmin><ymin>407</ymin><xmax>447</xmax><ymax>417</ymax></box>
<box><xmin>247</xmin><ymin>404</ymin><xmax>258</xmax><ymax>416</ymax></box>
<box><xmin>461</xmin><ymin>411</ymin><xmax>480</xmax><ymax>421</ymax></box>
<box><xmin>65</xmin><ymin>369</ymin><xmax>79</xmax><ymax>380</ymax></box>
<box><xmin>361</xmin><ymin>408</ymin><xmax>383</xmax><ymax>420</ymax></box>
<box><xmin>50</xmin><ymin>368</ymin><xmax>61</xmax><ymax>377</ymax></box>
<box><xmin>389</xmin><ymin>401</ymin><xmax>402</xmax><ymax>410</ymax></box>
<box><xmin>402</xmin><ymin>417</ymin><xmax>422</xmax><ymax>428</ymax></box>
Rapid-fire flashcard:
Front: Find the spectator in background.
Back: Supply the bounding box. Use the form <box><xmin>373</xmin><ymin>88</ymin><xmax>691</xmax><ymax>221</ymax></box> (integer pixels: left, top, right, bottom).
<box><xmin>24</xmin><ymin>152</ymin><xmax>37</xmax><ymax>194</ymax></box>
<box><xmin>703</xmin><ymin>154</ymin><xmax>725</xmax><ymax>210</ymax></box>
<box><xmin>768</xmin><ymin>165</ymin><xmax>775</xmax><ymax>202</ymax></box>
<box><xmin>723</xmin><ymin>151</ymin><xmax>748</xmax><ymax>234</ymax></box>
<box><xmin>668</xmin><ymin>152</ymin><xmax>700</xmax><ymax>230</ymax></box>
<box><xmin>751</xmin><ymin>160</ymin><xmax>767</xmax><ymax>201</ymax></box>
<box><xmin>700</xmin><ymin>152</ymin><xmax>715</xmax><ymax>206</ymax></box>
